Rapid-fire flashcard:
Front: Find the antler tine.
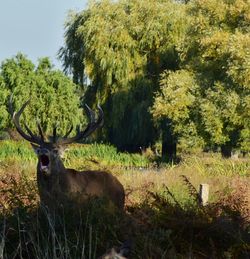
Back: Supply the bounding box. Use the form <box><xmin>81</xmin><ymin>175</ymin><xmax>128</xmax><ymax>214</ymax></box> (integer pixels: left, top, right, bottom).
<box><xmin>53</xmin><ymin>126</ymin><xmax>57</xmax><ymax>143</ymax></box>
<box><xmin>37</xmin><ymin>121</ymin><xmax>45</xmax><ymax>143</ymax></box>
<box><xmin>63</xmin><ymin>125</ymin><xmax>74</xmax><ymax>138</ymax></box>
<box><xmin>81</xmin><ymin>105</ymin><xmax>104</xmax><ymax>137</ymax></box>
<box><xmin>24</xmin><ymin>122</ymin><xmax>44</xmax><ymax>144</ymax></box>
<box><xmin>57</xmin><ymin>105</ymin><xmax>104</xmax><ymax>145</ymax></box>
<box><xmin>9</xmin><ymin>97</ymin><xmax>44</xmax><ymax>145</ymax></box>
<box><xmin>97</xmin><ymin>104</ymin><xmax>104</xmax><ymax>126</ymax></box>
<box><xmin>84</xmin><ymin>104</ymin><xmax>96</xmax><ymax>123</ymax></box>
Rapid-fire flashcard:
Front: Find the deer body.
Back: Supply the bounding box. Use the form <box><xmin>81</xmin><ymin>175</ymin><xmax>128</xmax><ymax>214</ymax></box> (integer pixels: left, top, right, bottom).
<box><xmin>37</xmin><ymin>166</ymin><xmax>125</xmax><ymax>209</ymax></box>
<box><xmin>9</xmin><ymin>97</ymin><xmax>125</xmax><ymax>210</ymax></box>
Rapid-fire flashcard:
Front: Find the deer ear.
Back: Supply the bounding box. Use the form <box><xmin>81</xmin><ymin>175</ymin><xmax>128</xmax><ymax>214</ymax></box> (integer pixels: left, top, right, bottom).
<box><xmin>58</xmin><ymin>146</ymin><xmax>67</xmax><ymax>157</ymax></box>
<box><xmin>31</xmin><ymin>143</ymin><xmax>40</xmax><ymax>154</ymax></box>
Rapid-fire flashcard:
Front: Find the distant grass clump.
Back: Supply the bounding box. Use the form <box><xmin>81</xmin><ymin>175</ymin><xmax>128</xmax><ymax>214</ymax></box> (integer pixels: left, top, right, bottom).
<box><xmin>65</xmin><ymin>143</ymin><xmax>150</xmax><ymax>169</ymax></box>
<box><xmin>182</xmin><ymin>154</ymin><xmax>250</xmax><ymax>177</ymax></box>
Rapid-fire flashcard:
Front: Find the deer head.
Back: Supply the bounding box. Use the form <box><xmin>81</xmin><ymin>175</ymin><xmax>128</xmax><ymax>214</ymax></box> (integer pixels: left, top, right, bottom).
<box><xmin>9</xmin><ymin>96</ymin><xmax>103</xmax><ymax>176</ymax></box>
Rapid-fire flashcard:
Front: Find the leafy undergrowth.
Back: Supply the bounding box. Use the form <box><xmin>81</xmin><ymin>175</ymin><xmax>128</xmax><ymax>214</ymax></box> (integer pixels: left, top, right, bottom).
<box><xmin>0</xmin><ymin>172</ymin><xmax>249</xmax><ymax>258</ymax></box>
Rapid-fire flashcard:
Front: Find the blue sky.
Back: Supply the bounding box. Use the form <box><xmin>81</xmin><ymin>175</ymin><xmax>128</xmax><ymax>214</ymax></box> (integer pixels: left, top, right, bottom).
<box><xmin>0</xmin><ymin>0</ymin><xmax>87</xmax><ymax>69</ymax></box>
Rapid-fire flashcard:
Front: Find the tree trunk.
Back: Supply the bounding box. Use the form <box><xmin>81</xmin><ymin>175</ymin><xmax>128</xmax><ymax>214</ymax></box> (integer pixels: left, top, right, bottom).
<box><xmin>161</xmin><ymin>119</ymin><xmax>177</xmax><ymax>162</ymax></box>
<box><xmin>221</xmin><ymin>143</ymin><xmax>233</xmax><ymax>158</ymax></box>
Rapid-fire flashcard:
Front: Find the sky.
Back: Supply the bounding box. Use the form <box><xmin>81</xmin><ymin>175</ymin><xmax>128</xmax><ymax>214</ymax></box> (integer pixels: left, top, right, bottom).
<box><xmin>0</xmin><ymin>0</ymin><xmax>88</xmax><ymax>70</ymax></box>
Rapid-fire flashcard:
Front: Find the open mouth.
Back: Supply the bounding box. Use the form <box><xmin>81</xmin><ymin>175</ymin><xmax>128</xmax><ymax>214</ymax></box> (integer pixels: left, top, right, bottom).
<box><xmin>40</xmin><ymin>154</ymin><xmax>50</xmax><ymax>172</ymax></box>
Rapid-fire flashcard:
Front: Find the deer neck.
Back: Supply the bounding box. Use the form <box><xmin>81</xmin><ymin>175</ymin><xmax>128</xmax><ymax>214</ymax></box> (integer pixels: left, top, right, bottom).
<box><xmin>36</xmin><ymin>157</ymin><xmax>66</xmax><ymax>198</ymax></box>
<box><xmin>50</xmin><ymin>158</ymin><xmax>66</xmax><ymax>175</ymax></box>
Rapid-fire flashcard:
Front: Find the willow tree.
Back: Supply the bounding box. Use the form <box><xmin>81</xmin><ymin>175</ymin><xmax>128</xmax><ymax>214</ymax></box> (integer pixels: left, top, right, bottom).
<box><xmin>0</xmin><ymin>76</ymin><xmax>9</xmax><ymax>134</ymax></box>
<box><xmin>184</xmin><ymin>0</ymin><xmax>250</xmax><ymax>156</ymax></box>
<box><xmin>60</xmin><ymin>0</ymin><xmax>187</xmax><ymax>155</ymax></box>
<box><xmin>58</xmin><ymin>10</ymin><xmax>89</xmax><ymax>87</ymax></box>
<box><xmin>0</xmin><ymin>54</ymin><xmax>83</xmax><ymax>137</ymax></box>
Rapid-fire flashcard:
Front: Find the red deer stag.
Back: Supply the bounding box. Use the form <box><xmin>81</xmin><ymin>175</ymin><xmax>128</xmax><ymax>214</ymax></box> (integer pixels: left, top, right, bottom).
<box><xmin>9</xmin><ymin>97</ymin><xmax>125</xmax><ymax>210</ymax></box>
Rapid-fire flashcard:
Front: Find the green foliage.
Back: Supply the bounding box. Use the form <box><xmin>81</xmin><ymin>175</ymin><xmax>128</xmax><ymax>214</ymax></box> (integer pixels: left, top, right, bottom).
<box><xmin>0</xmin><ymin>77</ymin><xmax>9</xmax><ymax>131</ymax></box>
<box><xmin>0</xmin><ymin>54</ymin><xmax>83</xmax><ymax>137</ymax></box>
<box><xmin>150</xmin><ymin>0</ymin><xmax>250</xmax><ymax>154</ymax></box>
<box><xmin>109</xmin><ymin>79</ymin><xmax>156</xmax><ymax>151</ymax></box>
<box><xmin>59</xmin><ymin>0</ymin><xmax>250</xmax><ymax>155</ymax></box>
<box><xmin>0</xmin><ymin>141</ymin><xmax>35</xmax><ymax>162</ymax></box>
<box><xmin>65</xmin><ymin>143</ymin><xmax>150</xmax><ymax>168</ymax></box>
<box><xmin>199</xmin><ymin>82</ymin><xmax>242</xmax><ymax>145</ymax></box>
<box><xmin>152</xmin><ymin>70</ymin><xmax>198</xmax><ymax>128</ymax></box>
<box><xmin>183</xmin><ymin>0</ymin><xmax>250</xmax><ymax>152</ymax></box>
<box><xmin>82</xmin><ymin>0</ymin><xmax>144</xmax><ymax>90</ymax></box>
<box><xmin>58</xmin><ymin>10</ymin><xmax>89</xmax><ymax>86</ymax></box>
<box><xmin>151</xmin><ymin>69</ymin><xmax>204</xmax><ymax>149</ymax></box>
<box><xmin>60</xmin><ymin>0</ymin><xmax>187</xmax><ymax>152</ymax></box>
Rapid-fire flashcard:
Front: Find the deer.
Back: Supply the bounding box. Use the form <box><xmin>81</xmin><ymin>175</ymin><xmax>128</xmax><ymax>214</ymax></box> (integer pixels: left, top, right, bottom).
<box><xmin>9</xmin><ymin>97</ymin><xmax>125</xmax><ymax>211</ymax></box>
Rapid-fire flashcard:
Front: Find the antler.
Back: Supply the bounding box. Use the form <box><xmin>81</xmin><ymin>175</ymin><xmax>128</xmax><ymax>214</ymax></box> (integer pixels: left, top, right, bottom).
<box><xmin>57</xmin><ymin>104</ymin><xmax>104</xmax><ymax>145</ymax></box>
<box><xmin>9</xmin><ymin>95</ymin><xmax>104</xmax><ymax>145</ymax></box>
<box><xmin>9</xmin><ymin>96</ymin><xmax>44</xmax><ymax>145</ymax></box>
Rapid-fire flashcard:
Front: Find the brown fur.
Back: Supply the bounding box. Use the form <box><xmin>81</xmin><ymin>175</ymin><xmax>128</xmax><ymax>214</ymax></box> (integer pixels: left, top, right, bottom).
<box><xmin>37</xmin><ymin>165</ymin><xmax>125</xmax><ymax>210</ymax></box>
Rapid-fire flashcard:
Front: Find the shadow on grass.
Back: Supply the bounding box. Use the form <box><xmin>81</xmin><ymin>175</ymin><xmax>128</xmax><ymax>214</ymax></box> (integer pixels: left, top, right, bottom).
<box><xmin>0</xmin><ymin>173</ymin><xmax>249</xmax><ymax>258</ymax></box>
<box><xmin>1</xmin><ymin>203</ymin><xmax>129</xmax><ymax>258</ymax></box>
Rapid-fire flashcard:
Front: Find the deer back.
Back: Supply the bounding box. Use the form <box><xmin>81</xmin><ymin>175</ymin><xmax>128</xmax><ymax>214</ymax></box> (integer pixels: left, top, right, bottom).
<box><xmin>37</xmin><ymin>166</ymin><xmax>125</xmax><ymax>210</ymax></box>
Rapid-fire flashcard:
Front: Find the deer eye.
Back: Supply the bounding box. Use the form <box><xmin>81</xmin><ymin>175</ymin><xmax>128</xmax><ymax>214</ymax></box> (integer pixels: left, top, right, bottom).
<box><xmin>52</xmin><ymin>149</ymin><xmax>59</xmax><ymax>156</ymax></box>
<box><xmin>36</xmin><ymin>148</ymin><xmax>42</xmax><ymax>155</ymax></box>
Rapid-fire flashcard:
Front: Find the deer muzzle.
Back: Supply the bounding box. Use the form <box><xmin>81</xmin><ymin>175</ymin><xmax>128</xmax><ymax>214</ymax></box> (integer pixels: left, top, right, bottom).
<box><xmin>39</xmin><ymin>154</ymin><xmax>50</xmax><ymax>174</ymax></box>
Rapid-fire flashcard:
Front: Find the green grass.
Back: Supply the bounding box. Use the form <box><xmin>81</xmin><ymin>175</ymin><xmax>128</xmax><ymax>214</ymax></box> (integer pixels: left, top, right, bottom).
<box><xmin>65</xmin><ymin>143</ymin><xmax>150</xmax><ymax>169</ymax></box>
<box><xmin>0</xmin><ymin>140</ymin><xmax>36</xmax><ymax>161</ymax></box>
<box><xmin>0</xmin><ymin>140</ymin><xmax>249</xmax><ymax>258</ymax></box>
<box><xmin>0</xmin><ymin>140</ymin><xmax>150</xmax><ymax>169</ymax></box>
<box><xmin>182</xmin><ymin>153</ymin><xmax>250</xmax><ymax>177</ymax></box>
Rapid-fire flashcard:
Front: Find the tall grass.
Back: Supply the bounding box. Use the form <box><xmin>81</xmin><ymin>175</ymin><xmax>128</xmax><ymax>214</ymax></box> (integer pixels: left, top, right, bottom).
<box><xmin>182</xmin><ymin>153</ymin><xmax>250</xmax><ymax>177</ymax></box>
<box><xmin>0</xmin><ymin>169</ymin><xmax>249</xmax><ymax>258</ymax></box>
<box><xmin>65</xmin><ymin>143</ymin><xmax>150</xmax><ymax>169</ymax></box>
<box><xmin>0</xmin><ymin>140</ymin><xmax>35</xmax><ymax>162</ymax></box>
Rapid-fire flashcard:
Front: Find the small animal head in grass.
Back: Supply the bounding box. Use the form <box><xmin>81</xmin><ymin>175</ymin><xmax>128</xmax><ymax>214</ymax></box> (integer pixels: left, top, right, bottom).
<box><xmin>99</xmin><ymin>241</ymin><xmax>131</xmax><ymax>259</ymax></box>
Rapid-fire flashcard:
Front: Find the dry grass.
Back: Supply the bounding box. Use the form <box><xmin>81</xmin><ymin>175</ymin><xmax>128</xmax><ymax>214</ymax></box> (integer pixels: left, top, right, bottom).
<box><xmin>116</xmin><ymin>159</ymin><xmax>249</xmax><ymax>206</ymax></box>
<box><xmin>0</xmin><ymin>142</ymin><xmax>249</xmax><ymax>258</ymax></box>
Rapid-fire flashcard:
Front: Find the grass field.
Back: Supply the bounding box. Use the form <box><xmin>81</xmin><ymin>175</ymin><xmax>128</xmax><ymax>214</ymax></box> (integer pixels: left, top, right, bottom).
<box><xmin>0</xmin><ymin>141</ymin><xmax>249</xmax><ymax>258</ymax></box>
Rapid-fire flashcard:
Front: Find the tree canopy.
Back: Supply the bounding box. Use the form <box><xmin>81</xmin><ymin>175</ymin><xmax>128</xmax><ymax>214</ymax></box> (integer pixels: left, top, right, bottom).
<box><xmin>151</xmin><ymin>0</ymin><xmax>250</xmax><ymax>156</ymax></box>
<box><xmin>59</xmin><ymin>0</ymin><xmax>250</xmax><ymax>158</ymax></box>
<box><xmin>186</xmin><ymin>0</ymin><xmax>250</xmax><ymax>154</ymax></box>
<box><xmin>1</xmin><ymin>0</ymin><xmax>249</xmax><ymax>159</ymax></box>
<box><xmin>0</xmin><ymin>54</ymin><xmax>83</xmax><ymax>138</ymax></box>
<box><xmin>60</xmin><ymin>0</ymin><xmax>187</xmax><ymax>153</ymax></box>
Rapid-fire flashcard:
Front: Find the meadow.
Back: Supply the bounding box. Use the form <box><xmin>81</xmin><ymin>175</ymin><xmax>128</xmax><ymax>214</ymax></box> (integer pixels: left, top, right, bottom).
<box><xmin>0</xmin><ymin>141</ymin><xmax>249</xmax><ymax>258</ymax></box>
